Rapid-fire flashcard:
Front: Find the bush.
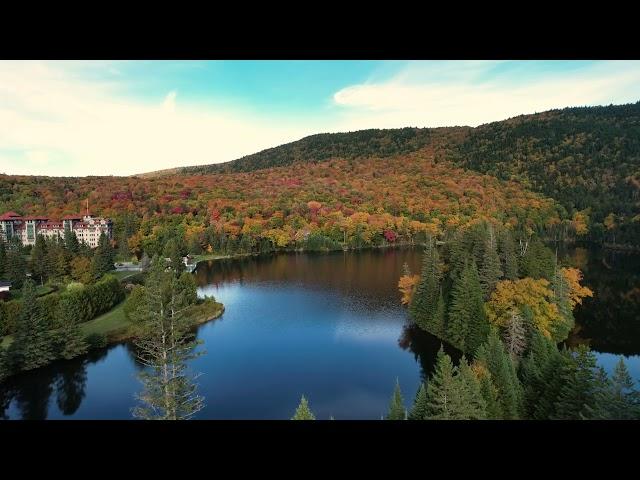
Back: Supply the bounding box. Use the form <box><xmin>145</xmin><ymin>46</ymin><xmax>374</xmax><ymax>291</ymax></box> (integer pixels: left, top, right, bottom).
<box><xmin>85</xmin><ymin>333</ymin><xmax>107</xmax><ymax>349</ymax></box>
<box><xmin>123</xmin><ymin>285</ymin><xmax>147</xmax><ymax>323</ymax></box>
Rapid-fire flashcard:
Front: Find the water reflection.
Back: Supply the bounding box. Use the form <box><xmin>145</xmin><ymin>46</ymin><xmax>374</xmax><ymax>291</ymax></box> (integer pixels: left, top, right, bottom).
<box><xmin>1</xmin><ymin>245</ymin><xmax>638</xmax><ymax>419</ymax></box>
<box><xmin>560</xmin><ymin>245</ymin><xmax>640</xmax><ymax>355</ymax></box>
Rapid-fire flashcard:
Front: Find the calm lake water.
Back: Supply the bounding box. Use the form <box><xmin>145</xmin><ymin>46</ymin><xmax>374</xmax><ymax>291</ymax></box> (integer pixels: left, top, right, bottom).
<box><xmin>1</xmin><ymin>246</ymin><xmax>639</xmax><ymax>420</ymax></box>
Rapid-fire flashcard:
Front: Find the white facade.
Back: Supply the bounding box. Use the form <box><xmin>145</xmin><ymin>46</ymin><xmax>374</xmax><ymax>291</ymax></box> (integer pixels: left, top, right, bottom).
<box><xmin>0</xmin><ymin>212</ymin><xmax>112</xmax><ymax>247</ymax></box>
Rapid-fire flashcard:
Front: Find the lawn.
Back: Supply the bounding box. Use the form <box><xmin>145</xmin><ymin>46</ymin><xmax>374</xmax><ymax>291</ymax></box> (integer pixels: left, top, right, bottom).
<box><xmin>110</xmin><ymin>270</ymin><xmax>140</xmax><ymax>281</ymax></box>
<box><xmin>80</xmin><ymin>301</ymin><xmax>131</xmax><ymax>338</ymax></box>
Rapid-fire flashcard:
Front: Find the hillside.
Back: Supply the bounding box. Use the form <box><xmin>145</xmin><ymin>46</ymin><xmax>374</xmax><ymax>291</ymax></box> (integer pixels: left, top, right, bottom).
<box><xmin>449</xmin><ymin>102</ymin><xmax>640</xmax><ymax>244</ymax></box>
<box><xmin>0</xmin><ymin>139</ymin><xmax>560</xmax><ymax>260</ymax></box>
<box><xmin>140</xmin><ymin>127</ymin><xmax>470</xmax><ymax>177</ymax></box>
<box><xmin>139</xmin><ymin>102</ymin><xmax>640</xmax><ymax>245</ymax></box>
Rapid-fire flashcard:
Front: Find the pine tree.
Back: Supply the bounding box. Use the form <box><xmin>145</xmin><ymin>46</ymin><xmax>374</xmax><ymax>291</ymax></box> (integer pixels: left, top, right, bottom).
<box><xmin>291</xmin><ymin>395</ymin><xmax>316</xmax><ymax>420</ymax></box>
<box><xmin>474</xmin><ymin>331</ymin><xmax>523</xmax><ymax>419</ymax></box>
<box><xmin>447</xmin><ymin>261</ymin><xmax>488</xmax><ymax>355</ymax></box>
<box><xmin>409</xmin><ymin>242</ymin><xmax>441</xmax><ymax>333</ymax></box>
<box><xmin>425</xmin><ymin>347</ymin><xmax>458</xmax><ymax>419</ymax></box>
<box><xmin>386</xmin><ymin>378</ymin><xmax>406</xmax><ymax>420</ymax></box>
<box><xmin>553</xmin><ymin>345</ymin><xmax>603</xmax><ymax>420</ymax></box>
<box><xmin>0</xmin><ymin>239</ymin><xmax>6</xmax><ymax>279</ymax></box>
<box><xmin>502</xmin><ymin>310</ymin><xmax>527</xmax><ymax>361</ymax></box>
<box><xmin>498</xmin><ymin>229</ymin><xmax>518</xmax><ymax>280</ymax></box>
<box><xmin>479</xmin><ymin>227</ymin><xmax>502</xmax><ymax>299</ymax></box>
<box><xmin>131</xmin><ymin>258</ymin><xmax>205</xmax><ymax>420</ymax></box>
<box><xmin>474</xmin><ymin>362</ymin><xmax>502</xmax><ymax>419</ymax></box>
<box><xmin>64</xmin><ymin>225</ymin><xmax>80</xmax><ymax>254</ymax></box>
<box><xmin>92</xmin><ymin>233</ymin><xmax>115</xmax><ymax>280</ymax></box>
<box><xmin>163</xmin><ymin>238</ymin><xmax>185</xmax><ymax>276</ymax></box>
<box><xmin>8</xmin><ymin>279</ymin><xmax>55</xmax><ymax>371</ymax></box>
<box><xmin>408</xmin><ymin>383</ymin><xmax>428</xmax><ymax>420</ymax></box>
<box><xmin>53</xmin><ymin>317</ymin><xmax>89</xmax><ymax>360</ymax></box>
<box><xmin>456</xmin><ymin>356</ymin><xmax>488</xmax><ymax>419</ymax></box>
<box><xmin>5</xmin><ymin>238</ymin><xmax>27</xmax><ymax>289</ymax></box>
<box><xmin>608</xmin><ymin>358</ymin><xmax>639</xmax><ymax>419</ymax></box>
<box><xmin>30</xmin><ymin>235</ymin><xmax>48</xmax><ymax>285</ymax></box>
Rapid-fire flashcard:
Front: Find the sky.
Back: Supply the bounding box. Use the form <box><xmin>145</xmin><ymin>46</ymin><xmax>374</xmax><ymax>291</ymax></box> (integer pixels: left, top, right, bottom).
<box><xmin>1</xmin><ymin>60</ymin><xmax>640</xmax><ymax>177</ymax></box>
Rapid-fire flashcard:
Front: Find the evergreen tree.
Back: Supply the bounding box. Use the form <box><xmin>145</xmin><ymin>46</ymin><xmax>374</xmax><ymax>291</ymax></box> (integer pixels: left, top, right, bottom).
<box><xmin>0</xmin><ymin>346</ymin><xmax>8</xmax><ymax>383</ymax></box>
<box><xmin>131</xmin><ymin>258</ymin><xmax>204</xmax><ymax>420</ymax></box>
<box><xmin>386</xmin><ymin>378</ymin><xmax>406</xmax><ymax>420</ymax></box>
<box><xmin>5</xmin><ymin>238</ymin><xmax>27</xmax><ymax>289</ymax></box>
<box><xmin>64</xmin><ymin>225</ymin><xmax>80</xmax><ymax>254</ymax></box>
<box><xmin>457</xmin><ymin>356</ymin><xmax>488</xmax><ymax>419</ymax></box>
<box><xmin>0</xmin><ymin>239</ymin><xmax>6</xmax><ymax>279</ymax></box>
<box><xmin>479</xmin><ymin>227</ymin><xmax>502</xmax><ymax>299</ymax></box>
<box><xmin>425</xmin><ymin>347</ymin><xmax>486</xmax><ymax>419</ymax></box>
<box><xmin>474</xmin><ymin>363</ymin><xmax>502</xmax><ymax>419</ymax></box>
<box><xmin>425</xmin><ymin>347</ymin><xmax>459</xmax><ymax>419</ymax></box>
<box><xmin>53</xmin><ymin>316</ymin><xmax>88</xmax><ymax>360</ymax></box>
<box><xmin>553</xmin><ymin>345</ymin><xmax>604</xmax><ymax>420</ymax></box>
<box><xmin>498</xmin><ymin>229</ymin><xmax>518</xmax><ymax>280</ymax></box>
<box><xmin>408</xmin><ymin>382</ymin><xmax>428</xmax><ymax>420</ymax></box>
<box><xmin>30</xmin><ymin>235</ymin><xmax>48</xmax><ymax>285</ymax></box>
<box><xmin>502</xmin><ymin>310</ymin><xmax>527</xmax><ymax>361</ymax></box>
<box><xmin>409</xmin><ymin>241</ymin><xmax>442</xmax><ymax>333</ymax></box>
<box><xmin>91</xmin><ymin>233</ymin><xmax>115</xmax><ymax>280</ymax></box>
<box><xmin>7</xmin><ymin>279</ymin><xmax>55</xmax><ymax>371</ymax></box>
<box><xmin>609</xmin><ymin>358</ymin><xmax>640</xmax><ymax>419</ymax></box>
<box><xmin>291</xmin><ymin>395</ymin><xmax>316</xmax><ymax>420</ymax></box>
<box><xmin>474</xmin><ymin>331</ymin><xmax>523</xmax><ymax>419</ymax></box>
<box><xmin>447</xmin><ymin>261</ymin><xmax>488</xmax><ymax>355</ymax></box>
<box><xmin>163</xmin><ymin>238</ymin><xmax>185</xmax><ymax>276</ymax></box>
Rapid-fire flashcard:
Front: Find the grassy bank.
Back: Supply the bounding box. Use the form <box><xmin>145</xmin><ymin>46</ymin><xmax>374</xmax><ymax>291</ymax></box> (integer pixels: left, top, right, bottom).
<box><xmin>0</xmin><ymin>298</ymin><xmax>224</xmax><ymax>350</ymax></box>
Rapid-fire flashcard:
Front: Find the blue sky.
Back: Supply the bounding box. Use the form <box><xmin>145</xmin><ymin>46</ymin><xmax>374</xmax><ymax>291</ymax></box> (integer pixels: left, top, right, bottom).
<box><xmin>1</xmin><ymin>60</ymin><xmax>639</xmax><ymax>176</ymax></box>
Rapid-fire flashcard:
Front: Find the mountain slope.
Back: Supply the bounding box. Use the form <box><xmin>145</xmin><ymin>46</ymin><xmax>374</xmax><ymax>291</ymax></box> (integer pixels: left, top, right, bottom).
<box><xmin>449</xmin><ymin>102</ymin><xmax>640</xmax><ymax>244</ymax></box>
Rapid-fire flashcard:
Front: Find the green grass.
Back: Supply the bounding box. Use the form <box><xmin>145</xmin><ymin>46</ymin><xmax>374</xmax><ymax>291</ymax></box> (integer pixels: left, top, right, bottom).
<box><xmin>110</xmin><ymin>270</ymin><xmax>140</xmax><ymax>281</ymax></box>
<box><xmin>80</xmin><ymin>301</ymin><xmax>131</xmax><ymax>337</ymax></box>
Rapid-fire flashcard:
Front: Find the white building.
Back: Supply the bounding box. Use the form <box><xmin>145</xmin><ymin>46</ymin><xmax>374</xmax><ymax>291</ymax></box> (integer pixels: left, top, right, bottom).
<box><xmin>0</xmin><ymin>211</ymin><xmax>112</xmax><ymax>248</ymax></box>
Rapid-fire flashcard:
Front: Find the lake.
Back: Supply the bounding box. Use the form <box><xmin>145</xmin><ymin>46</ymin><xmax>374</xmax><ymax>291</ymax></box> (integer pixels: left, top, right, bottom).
<box><xmin>1</xmin><ymin>246</ymin><xmax>639</xmax><ymax>419</ymax></box>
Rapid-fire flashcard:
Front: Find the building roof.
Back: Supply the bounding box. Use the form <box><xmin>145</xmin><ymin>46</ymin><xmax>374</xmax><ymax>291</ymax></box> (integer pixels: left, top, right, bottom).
<box><xmin>0</xmin><ymin>211</ymin><xmax>23</xmax><ymax>221</ymax></box>
<box><xmin>23</xmin><ymin>216</ymin><xmax>50</xmax><ymax>221</ymax></box>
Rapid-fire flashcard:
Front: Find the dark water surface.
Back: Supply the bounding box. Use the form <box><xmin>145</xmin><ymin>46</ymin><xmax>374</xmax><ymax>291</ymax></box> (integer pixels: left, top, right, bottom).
<box><xmin>2</xmin><ymin>246</ymin><xmax>638</xmax><ymax>419</ymax></box>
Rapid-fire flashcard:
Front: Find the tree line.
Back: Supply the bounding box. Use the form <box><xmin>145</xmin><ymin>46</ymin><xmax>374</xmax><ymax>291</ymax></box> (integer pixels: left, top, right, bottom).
<box><xmin>292</xmin><ymin>332</ymin><xmax>640</xmax><ymax>420</ymax></box>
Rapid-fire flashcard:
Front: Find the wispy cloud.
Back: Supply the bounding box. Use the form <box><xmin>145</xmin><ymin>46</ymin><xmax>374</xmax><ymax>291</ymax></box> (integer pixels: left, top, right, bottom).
<box><xmin>0</xmin><ymin>61</ymin><xmax>319</xmax><ymax>176</ymax></box>
<box><xmin>1</xmin><ymin>61</ymin><xmax>640</xmax><ymax>177</ymax></box>
<box><xmin>332</xmin><ymin>60</ymin><xmax>640</xmax><ymax>129</ymax></box>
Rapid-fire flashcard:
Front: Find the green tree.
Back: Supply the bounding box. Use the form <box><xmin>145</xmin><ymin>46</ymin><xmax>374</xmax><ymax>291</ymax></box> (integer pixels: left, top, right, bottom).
<box><xmin>7</xmin><ymin>279</ymin><xmax>55</xmax><ymax>371</ymax></box>
<box><xmin>474</xmin><ymin>331</ymin><xmax>523</xmax><ymax>419</ymax></box>
<box><xmin>0</xmin><ymin>239</ymin><xmax>7</xmax><ymax>279</ymax></box>
<box><xmin>131</xmin><ymin>257</ymin><xmax>204</xmax><ymax>420</ymax></box>
<box><xmin>408</xmin><ymin>382</ymin><xmax>428</xmax><ymax>420</ymax></box>
<box><xmin>91</xmin><ymin>233</ymin><xmax>115</xmax><ymax>280</ymax></box>
<box><xmin>410</xmin><ymin>240</ymin><xmax>442</xmax><ymax>333</ymax></box>
<box><xmin>498</xmin><ymin>229</ymin><xmax>518</xmax><ymax>280</ymax></box>
<box><xmin>292</xmin><ymin>395</ymin><xmax>316</xmax><ymax>420</ymax></box>
<box><xmin>479</xmin><ymin>228</ymin><xmax>502</xmax><ymax>299</ymax></box>
<box><xmin>30</xmin><ymin>235</ymin><xmax>48</xmax><ymax>285</ymax></box>
<box><xmin>386</xmin><ymin>378</ymin><xmax>406</xmax><ymax>420</ymax></box>
<box><xmin>53</xmin><ymin>315</ymin><xmax>89</xmax><ymax>360</ymax></box>
<box><xmin>447</xmin><ymin>261</ymin><xmax>488</xmax><ymax>355</ymax></box>
<box><xmin>553</xmin><ymin>345</ymin><xmax>605</xmax><ymax>420</ymax></box>
<box><xmin>425</xmin><ymin>347</ymin><xmax>486</xmax><ymax>420</ymax></box>
<box><xmin>163</xmin><ymin>238</ymin><xmax>185</xmax><ymax>276</ymax></box>
<box><xmin>608</xmin><ymin>358</ymin><xmax>640</xmax><ymax>419</ymax></box>
<box><xmin>64</xmin><ymin>225</ymin><xmax>80</xmax><ymax>254</ymax></box>
<box><xmin>5</xmin><ymin>238</ymin><xmax>27</xmax><ymax>289</ymax></box>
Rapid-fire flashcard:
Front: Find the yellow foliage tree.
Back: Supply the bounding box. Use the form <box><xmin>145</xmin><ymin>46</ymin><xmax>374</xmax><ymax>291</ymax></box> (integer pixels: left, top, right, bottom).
<box><xmin>398</xmin><ymin>274</ymin><xmax>420</xmax><ymax>305</ymax></box>
<box><xmin>485</xmin><ymin>278</ymin><xmax>561</xmax><ymax>338</ymax></box>
<box><xmin>559</xmin><ymin>267</ymin><xmax>593</xmax><ymax>308</ymax></box>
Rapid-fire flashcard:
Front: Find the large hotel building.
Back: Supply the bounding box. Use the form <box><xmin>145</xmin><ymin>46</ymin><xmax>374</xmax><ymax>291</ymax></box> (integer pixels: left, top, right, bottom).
<box><xmin>0</xmin><ymin>211</ymin><xmax>112</xmax><ymax>248</ymax></box>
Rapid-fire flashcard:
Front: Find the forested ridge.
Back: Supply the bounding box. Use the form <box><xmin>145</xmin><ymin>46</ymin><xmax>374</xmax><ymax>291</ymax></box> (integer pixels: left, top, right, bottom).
<box><xmin>139</xmin><ymin>101</ymin><xmax>640</xmax><ymax>246</ymax></box>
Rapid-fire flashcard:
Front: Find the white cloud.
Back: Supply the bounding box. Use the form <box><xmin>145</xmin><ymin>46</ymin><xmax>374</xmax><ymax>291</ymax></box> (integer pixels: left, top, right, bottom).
<box><xmin>332</xmin><ymin>60</ymin><xmax>640</xmax><ymax>129</ymax></box>
<box><xmin>0</xmin><ymin>61</ymin><xmax>318</xmax><ymax>176</ymax></box>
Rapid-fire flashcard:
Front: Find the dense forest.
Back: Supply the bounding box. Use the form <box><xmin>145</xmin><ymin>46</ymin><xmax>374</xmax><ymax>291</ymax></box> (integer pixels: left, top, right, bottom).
<box><xmin>449</xmin><ymin>102</ymin><xmax>640</xmax><ymax>245</ymax></box>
